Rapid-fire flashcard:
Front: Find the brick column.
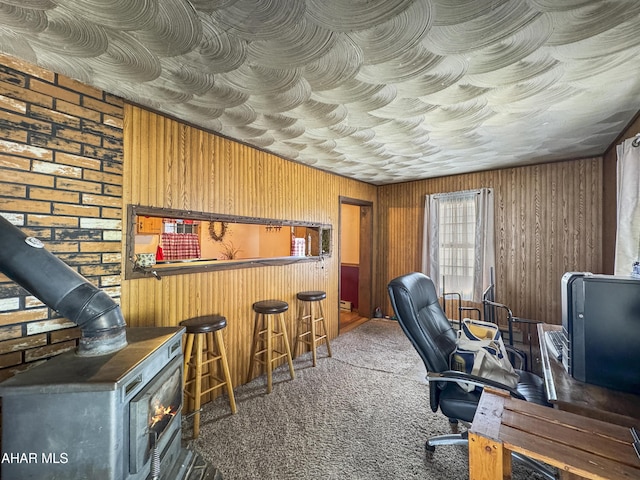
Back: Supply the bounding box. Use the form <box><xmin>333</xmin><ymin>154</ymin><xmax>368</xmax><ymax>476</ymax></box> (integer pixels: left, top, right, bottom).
<box><xmin>0</xmin><ymin>54</ymin><xmax>124</xmax><ymax>379</ymax></box>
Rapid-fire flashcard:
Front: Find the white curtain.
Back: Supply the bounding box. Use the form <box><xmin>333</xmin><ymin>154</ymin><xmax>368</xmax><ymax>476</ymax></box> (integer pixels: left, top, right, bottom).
<box><xmin>614</xmin><ymin>138</ymin><xmax>640</xmax><ymax>275</ymax></box>
<box><xmin>475</xmin><ymin>188</ymin><xmax>496</xmax><ymax>299</ymax></box>
<box><xmin>421</xmin><ymin>188</ymin><xmax>495</xmax><ymax>302</ymax></box>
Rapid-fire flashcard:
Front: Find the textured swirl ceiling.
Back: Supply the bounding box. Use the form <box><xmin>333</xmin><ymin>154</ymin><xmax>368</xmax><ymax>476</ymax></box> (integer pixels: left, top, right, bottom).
<box><xmin>1</xmin><ymin>0</ymin><xmax>640</xmax><ymax>184</ymax></box>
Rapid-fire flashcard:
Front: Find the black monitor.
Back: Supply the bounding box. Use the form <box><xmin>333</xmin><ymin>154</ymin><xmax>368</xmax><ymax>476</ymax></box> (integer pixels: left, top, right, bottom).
<box><xmin>562</xmin><ymin>273</ymin><xmax>640</xmax><ymax>393</ymax></box>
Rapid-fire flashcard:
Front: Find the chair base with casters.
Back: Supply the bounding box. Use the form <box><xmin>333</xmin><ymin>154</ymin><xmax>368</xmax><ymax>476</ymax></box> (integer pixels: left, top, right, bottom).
<box><xmin>427</xmin><ymin>430</ymin><xmax>469</xmax><ymax>452</ymax></box>
<box><xmin>387</xmin><ymin>272</ymin><xmax>557</xmax><ymax>480</ymax></box>
<box><xmin>424</xmin><ymin>372</ymin><xmax>557</xmax><ymax>479</ymax></box>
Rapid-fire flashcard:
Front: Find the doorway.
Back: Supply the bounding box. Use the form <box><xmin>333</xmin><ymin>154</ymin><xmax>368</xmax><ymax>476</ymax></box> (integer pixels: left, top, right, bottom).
<box><xmin>338</xmin><ymin>197</ymin><xmax>373</xmax><ymax>333</ymax></box>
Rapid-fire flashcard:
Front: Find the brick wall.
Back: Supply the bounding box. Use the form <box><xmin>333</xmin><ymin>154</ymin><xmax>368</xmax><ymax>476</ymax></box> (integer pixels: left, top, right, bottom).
<box><xmin>0</xmin><ymin>54</ymin><xmax>124</xmax><ymax>380</ymax></box>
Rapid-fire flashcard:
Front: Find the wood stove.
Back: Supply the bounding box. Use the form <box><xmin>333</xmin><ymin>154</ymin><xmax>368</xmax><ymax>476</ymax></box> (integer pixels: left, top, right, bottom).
<box><xmin>0</xmin><ymin>218</ymin><xmax>220</xmax><ymax>479</ymax></box>
<box><xmin>0</xmin><ymin>327</ymin><xmax>216</xmax><ymax>480</ymax></box>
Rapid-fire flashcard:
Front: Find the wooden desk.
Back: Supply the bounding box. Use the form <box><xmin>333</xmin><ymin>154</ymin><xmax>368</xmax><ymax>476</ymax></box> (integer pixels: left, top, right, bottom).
<box><xmin>538</xmin><ymin>323</ymin><xmax>640</xmax><ymax>426</ymax></box>
<box><xmin>469</xmin><ymin>388</ymin><xmax>640</xmax><ymax>480</ymax></box>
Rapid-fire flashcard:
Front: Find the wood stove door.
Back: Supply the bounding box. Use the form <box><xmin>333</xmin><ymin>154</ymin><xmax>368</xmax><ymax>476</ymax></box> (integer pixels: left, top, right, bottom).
<box><xmin>129</xmin><ymin>355</ymin><xmax>183</xmax><ymax>474</ymax></box>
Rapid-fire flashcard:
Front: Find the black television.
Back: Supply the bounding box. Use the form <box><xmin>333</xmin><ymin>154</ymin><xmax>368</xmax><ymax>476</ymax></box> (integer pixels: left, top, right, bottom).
<box><xmin>561</xmin><ymin>272</ymin><xmax>640</xmax><ymax>393</ymax></box>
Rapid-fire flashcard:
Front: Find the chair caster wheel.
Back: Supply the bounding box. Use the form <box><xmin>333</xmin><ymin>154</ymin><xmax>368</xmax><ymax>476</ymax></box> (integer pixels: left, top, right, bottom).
<box><xmin>425</xmin><ymin>442</ymin><xmax>436</xmax><ymax>452</ymax></box>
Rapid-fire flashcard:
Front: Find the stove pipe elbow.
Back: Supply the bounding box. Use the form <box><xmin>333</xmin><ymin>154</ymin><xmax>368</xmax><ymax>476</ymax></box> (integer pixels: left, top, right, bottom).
<box><xmin>0</xmin><ymin>216</ymin><xmax>127</xmax><ymax>356</ymax></box>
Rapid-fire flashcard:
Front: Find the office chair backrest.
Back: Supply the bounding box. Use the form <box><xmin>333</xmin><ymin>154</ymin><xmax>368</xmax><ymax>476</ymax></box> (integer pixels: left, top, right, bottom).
<box><xmin>388</xmin><ymin>272</ymin><xmax>457</xmax><ymax>374</ymax></box>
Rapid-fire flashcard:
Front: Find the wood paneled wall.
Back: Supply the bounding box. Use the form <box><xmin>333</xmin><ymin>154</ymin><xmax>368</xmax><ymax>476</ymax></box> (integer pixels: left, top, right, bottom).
<box><xmin>376</xmin><ymin>158</ymin><xmax>603</xmax><ymax>326</ymax></box>
<box><xmin>121</xmin><ymin>104</ymin><xmax>377</xmax><ymax>389</ymax></box>
<box><xmin>1</xmin><ymin>55</ymin><xmax>627</xmax><ymax>395</ymax></box>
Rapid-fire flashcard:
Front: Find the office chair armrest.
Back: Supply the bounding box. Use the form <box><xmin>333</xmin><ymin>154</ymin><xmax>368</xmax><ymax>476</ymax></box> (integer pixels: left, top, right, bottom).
<box><xmin>426</xmin><ymin>371</ymin><xmax>527</xmax><ymax>401</ymax></box>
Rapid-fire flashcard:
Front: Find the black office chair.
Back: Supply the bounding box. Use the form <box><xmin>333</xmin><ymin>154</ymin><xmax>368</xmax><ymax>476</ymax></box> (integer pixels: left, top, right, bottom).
<box><xmin>388</xmin><ymin>272</ymin><xmax>556</xmax><ymax>479</ymax></box>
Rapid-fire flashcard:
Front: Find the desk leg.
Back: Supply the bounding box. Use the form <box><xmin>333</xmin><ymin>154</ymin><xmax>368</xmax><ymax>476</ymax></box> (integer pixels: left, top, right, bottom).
<box><xmin>469</xmin><ymin>432</ymin><xmax>512</xmax><ymax>480</ymax></box>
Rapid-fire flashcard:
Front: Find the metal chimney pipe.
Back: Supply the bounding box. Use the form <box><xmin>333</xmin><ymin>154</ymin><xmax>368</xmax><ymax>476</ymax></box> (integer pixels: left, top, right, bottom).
<box><xmin>0</xmin><ymin>216</ymin><xmax>127</xmax><ymax>356</ymax></box>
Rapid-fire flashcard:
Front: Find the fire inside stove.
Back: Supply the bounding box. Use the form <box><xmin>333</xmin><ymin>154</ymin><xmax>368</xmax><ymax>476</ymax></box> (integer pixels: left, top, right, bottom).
<box><xmin>147</xmin><ymin>369</ymin><xmax>181</xmax><ymax>437</ymax></box>
<box><xmin>130</xmin><ymin>355</ymin><xmax>183</xmax><ymax>475</ymax></box>
<box><xmin>150</xmin><ymin>401</ymin><xmax>179</xmax><ymax>433</ymax></box>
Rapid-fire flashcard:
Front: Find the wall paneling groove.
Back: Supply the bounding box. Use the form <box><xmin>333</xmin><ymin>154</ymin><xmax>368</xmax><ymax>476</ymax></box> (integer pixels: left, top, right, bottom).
<box><xmin>376</xmin><ymin>159</ymin><xmax>603</xmax><ymax>327</ymax></box>
<box><xmin>121</xmin><ymin>104</ymin><xmax>377</xmax><ymax>391</ymax></box>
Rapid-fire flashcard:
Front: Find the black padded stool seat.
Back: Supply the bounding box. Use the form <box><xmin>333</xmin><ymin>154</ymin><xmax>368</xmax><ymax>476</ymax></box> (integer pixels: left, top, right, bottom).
<box><xmin>180</xmin><ymin>314</ymin><xmax>236</xmax><ymax>439</ymax></box>
<box><xmin>180</xmin><ymin>315</ymin><xmax>227</xmax><ymax>334</ymax></box>
<box><xmin>252</xmin><ymin>300</ymin><xmax>288</xmax><ymax>315</ymax></box>
<box><xmin>247</xmin><ymin>299</ymin><xmax>295</xmax><ymax>393</ymax></box>
<box><xmin>296</xmin><ymin>291</ymin><xmax>327</xmax><ymax>302</ymax></box>
<box><xmin>294</xmin><ymin>290</ymin><xmax>332</xmax><ymax>367</ymax></box>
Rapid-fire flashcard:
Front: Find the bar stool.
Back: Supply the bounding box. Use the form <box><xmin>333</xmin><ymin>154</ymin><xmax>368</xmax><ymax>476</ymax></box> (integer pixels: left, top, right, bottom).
<box><xmin>294</xmin><ymin>290</ymin><xmax>332</xmax><ymax>366</ymax></box>
<box><xmin>246</xmin><ymin>300</ymin><xmax>295</xmax><ymax>393</ymax></box>
<box><xmin>181</xmin><ymin>315</ymin><xmax>237</xmax><ymax>439</ymax></box>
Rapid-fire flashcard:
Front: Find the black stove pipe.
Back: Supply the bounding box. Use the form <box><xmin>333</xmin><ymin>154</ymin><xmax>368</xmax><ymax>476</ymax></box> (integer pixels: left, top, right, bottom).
<box><xmin>0</xmin><ymin>216</ymin><xmax>127</xmax><ymax>356</ymax></box>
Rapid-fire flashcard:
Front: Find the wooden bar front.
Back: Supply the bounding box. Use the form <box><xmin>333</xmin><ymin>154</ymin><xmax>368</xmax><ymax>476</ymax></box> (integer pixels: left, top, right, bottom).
<box><xmin>469</xmin><ymin>388</ymin><xmax>640</xmax><ymax>480</ymax></box>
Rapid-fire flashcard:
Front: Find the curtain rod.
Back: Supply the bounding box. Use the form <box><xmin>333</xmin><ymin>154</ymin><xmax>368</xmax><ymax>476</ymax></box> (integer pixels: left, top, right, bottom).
<box><xmin>430</xmin><ymin>188</ymin><xmax>491</xmax><ymax>200</ymax></box>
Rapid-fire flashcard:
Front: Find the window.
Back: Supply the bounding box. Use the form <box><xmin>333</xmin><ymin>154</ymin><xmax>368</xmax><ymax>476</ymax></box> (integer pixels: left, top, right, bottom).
<box><xmin>438</xmin><ymin>194</ymin><xmax>476</xmax><ymax>299</ymax></box>
<box><xmin>422</xmin><ymin>188</ymin><xmax>494</xmax><ymax>302</ymax></box>
<box><xmin>125</xmin><ymin>205</ymin><xmax>332</xmax><ymax>279</ymax></box>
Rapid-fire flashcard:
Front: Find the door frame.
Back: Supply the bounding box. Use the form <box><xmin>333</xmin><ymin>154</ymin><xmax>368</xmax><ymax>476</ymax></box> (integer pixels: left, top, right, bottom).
<box><xmin>338</xmin><ymin>196</ymin><xmax>374</xmax><ymax>323</ymax></box>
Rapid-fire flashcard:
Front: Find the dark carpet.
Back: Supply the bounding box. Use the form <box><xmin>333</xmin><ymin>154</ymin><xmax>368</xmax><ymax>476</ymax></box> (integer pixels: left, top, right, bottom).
<box><xmin>187</xmin><ymin>319</ymin><xmax>548</xmax><ymax>479</ymax></box>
